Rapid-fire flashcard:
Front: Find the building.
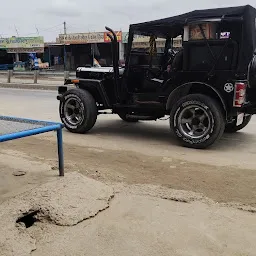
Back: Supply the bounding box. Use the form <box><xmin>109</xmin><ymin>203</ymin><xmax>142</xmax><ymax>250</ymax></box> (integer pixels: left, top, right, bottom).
<box><xmin>54</xmin><ymin>31</ymin><xmax>122</xmax><ymax>71</ymax></box>
<box><xmin>0</xmin><ymin>31</ymin><xmax>183</xmax><ymax>71</ymax></box>
<box><xmin>0</xmin><ymin>36</ymin><xmax>44</xmax><ymax>70</ymax></box>
<box><xmin>122</xmin><ymin>32</ymin><xmax>183</xmax><ymax>58</ymax></box>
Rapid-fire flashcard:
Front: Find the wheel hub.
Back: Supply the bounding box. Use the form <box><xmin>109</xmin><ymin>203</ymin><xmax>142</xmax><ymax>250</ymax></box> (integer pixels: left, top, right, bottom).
<box><xmin>191</xmin><ymin>118</ymin><xmax>200</xmax><ymax>126</ymax></box>
<box><xmin>177</xmin><ymin>105</ymin><xmax>212</xmax><ymax>139</ymax></box>
<box><xmin>74</xmin><ymin>108</ymin><xmax>80</xmax><ymax>115</ymax></box>
<box><xmin>63</xmin><ymin>97</ymin><xmax>84</xmax><ymax>126</ymax></box>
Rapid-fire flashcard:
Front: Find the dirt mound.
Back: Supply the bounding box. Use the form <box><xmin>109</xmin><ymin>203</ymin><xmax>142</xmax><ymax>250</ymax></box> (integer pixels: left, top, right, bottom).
<box><xmin>0</xmin><ymin>172</ymin><xmax>113</xmax><ymax>256</ymax></box>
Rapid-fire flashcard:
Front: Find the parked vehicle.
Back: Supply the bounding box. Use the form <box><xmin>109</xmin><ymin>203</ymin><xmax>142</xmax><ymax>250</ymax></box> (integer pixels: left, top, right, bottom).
<box><xmin>57</xmin><ymin>5</ymin><xmax>256</xmax><ymax>149</ymax></box>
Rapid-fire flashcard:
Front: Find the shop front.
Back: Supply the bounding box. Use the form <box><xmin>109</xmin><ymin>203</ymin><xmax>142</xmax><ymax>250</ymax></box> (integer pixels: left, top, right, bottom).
<box><xmin>56</xmin><ymin>31</ymin><xmax>122</xmax><ymax>71</ymax></box>
<box><xmin>0</xmin><ymin>36</ymin><xmax>45</xmax><ymax>70</ymax></box>
<box><xmin>121</xmin><ymin>32</ymin><xmax>183</xmax><ymax>59</ymax></box>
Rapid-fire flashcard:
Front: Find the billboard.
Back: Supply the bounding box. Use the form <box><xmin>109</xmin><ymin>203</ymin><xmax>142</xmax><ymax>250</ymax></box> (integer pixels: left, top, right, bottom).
<box><xmin>0</xmin><ymin>37</ymin><xmax>44</xmax><ymax>49</ymax></box>
<box><xmin>122</xmin><ymin>32</ymin><xmax>182</xmax><ymax>48</ymax></box>
<box><xmin>7</xmin><ymin>48</ymin><xmax>45</xmax><ymax>53</ymax></box>
<box><xmin>58</xmin><ymin>31</ymin><xmax>122</xmax><ymax>44</ymax></box>
<box><xmin>0</xmin><ymin>36</ymin><xmax>44</xmax><ymax>53</ymax></box>
<box><xmin>58</xmin><ymin>32</ymin><xmax>105</xmax><ymax>44</ymax></box>
<box><xmin>104</xmin><ymin>31</ymin><xmax>122</xmax><ymax>43</ymax></box>
<box><xmin>122</xmin><ymin>33</ymin><xmax>161</xmax><ymax>44</ymax></box>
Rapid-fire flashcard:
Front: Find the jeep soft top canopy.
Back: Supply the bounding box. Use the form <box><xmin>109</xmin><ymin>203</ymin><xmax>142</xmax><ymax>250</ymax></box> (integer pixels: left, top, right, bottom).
<box><xmin>130</xmin><ymin>5</ymin><xmax>256</xmax><ymax>35</ymax></box>
<box><xmin>129</xmin><ymin>5</ymin><xmax>256</xmax><ymax>74</ymax></box>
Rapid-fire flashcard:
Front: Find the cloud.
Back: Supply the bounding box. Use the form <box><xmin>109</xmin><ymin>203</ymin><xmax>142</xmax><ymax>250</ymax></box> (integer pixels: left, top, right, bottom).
<box><xmin>0</xmin><ymin>0</ymin><xmax>256</xmax><ymax>40</ymax></box>
<box><xmin>41</xmin><ymin>0</ymin><xmax>82</xmax><ymax>17</ymax></box>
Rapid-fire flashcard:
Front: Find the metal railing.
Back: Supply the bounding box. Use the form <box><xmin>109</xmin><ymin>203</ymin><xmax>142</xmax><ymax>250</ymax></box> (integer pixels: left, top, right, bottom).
<box><xmin>0</xmin><ymin>70</ymin><xmax>75</xmax><ymax>84</ymax></box>
<box><xmin>0</xmin><ymin>116</ymin><xmax>64</xmax><ymax>176</ymax></box>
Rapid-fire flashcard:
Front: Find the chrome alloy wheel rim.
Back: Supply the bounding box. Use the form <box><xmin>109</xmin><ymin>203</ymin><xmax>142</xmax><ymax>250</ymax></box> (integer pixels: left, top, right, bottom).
<box><xmin>177</xmin><ymin>105</ymin><xmax>212</xmax><ymax>139</ymax></box>
<box><xmin>63</xmin><ymin>97</ymin><xmax>84</xmax><ymax>126</ymax></box>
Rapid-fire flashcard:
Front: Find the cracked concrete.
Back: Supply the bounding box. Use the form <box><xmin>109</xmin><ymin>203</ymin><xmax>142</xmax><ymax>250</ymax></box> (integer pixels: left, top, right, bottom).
<box><xmin>0</xmin><ymin>172</ymin><xmax>114</xmax><ymax>256</ymax></box>
<box><xmin>1</xmin><ymin>175</ymin><xmax>256</xmax><ymax>256</ymax></box>
<box><xmin>111</xmin><ymin>183</ymin><xmax>213</xmax><ymax>204</ymax></box>
<box><xmin>111</xmin><ymin>183</ymin><xmax>256</xmax><ymax>213</ymax></box>
<box><xmin>30</xmin><ymin>193</ymin><xmax>256</xmax><ymax>256</ymax></box>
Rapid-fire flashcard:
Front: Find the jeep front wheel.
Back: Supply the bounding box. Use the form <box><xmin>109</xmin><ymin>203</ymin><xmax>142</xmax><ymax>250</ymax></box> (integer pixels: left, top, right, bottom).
<box><xmin>170</xmin><ymin>94</ymin><xmax>225</xmax><ymax>149</ymax></box>
<box><xmin>59</xmin><ymin>89</ymin><xmax>97</xmax><ymax>133</ymax></box>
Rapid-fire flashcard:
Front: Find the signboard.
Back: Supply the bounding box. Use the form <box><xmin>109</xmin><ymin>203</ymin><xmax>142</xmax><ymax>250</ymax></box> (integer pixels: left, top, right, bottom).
<box><xmin>0</xmin><ymin>37</ymin><xmax>44</xmax><ymax>49</ymax></box>
<box><xmin>58</xmin><ymin>32</ymin><xmax>105</xmax><ymax>44</ymax></box>
<box><xmin>7</xmin><ymin>48</ymin><xmax>44</xmax><ymax>53</ymax></box>
<box><xmin>122</xmin><ymin>32</ymin><xmax>129</xmax><ymax>43</ymax></box>
<box><xmin>133</xmin><ymin>41</ymin><xmax>166</xmax><ymax>49</ymax></box>
<box><xmin>104</xmin><ymin>31</ymin><xmax>122</xmax><ymax>43</ymax></box>
<box><xmin>123</xmin><ymin>32</ymin><xmax>182</xmax><ymax>48</ymax></box>
<box><xmin>132</xmin><ymin>39</ymin><xmax>182</xmax><ymax>49</ymax></box>
<box><xmin>58</xmin><ymin>31</ymin><xmax>122</xmax><ymax>44</ymax></box>
<box><xmin>122</xmin><ymin>33</ymin><xmax>167</xmax><ymax>44</ymax></box>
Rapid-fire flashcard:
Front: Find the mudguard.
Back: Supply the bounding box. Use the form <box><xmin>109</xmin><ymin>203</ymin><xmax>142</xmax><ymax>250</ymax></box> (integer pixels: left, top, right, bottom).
<box><xmin>166</xmin><ymin>82</ymin><xmax>227</xmax><ymax>119</ymax></box>
<box><xmin>60</xmin><ymin>78</ymin><xmax>111</xmax><ymax>108</ymax></box>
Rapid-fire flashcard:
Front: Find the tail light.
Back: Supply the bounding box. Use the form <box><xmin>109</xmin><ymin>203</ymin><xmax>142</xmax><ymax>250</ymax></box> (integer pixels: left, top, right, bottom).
<box><xmin>233</xmin><ymin>82</ymin><xmax>247</xmax><ymax>107</ymax></box>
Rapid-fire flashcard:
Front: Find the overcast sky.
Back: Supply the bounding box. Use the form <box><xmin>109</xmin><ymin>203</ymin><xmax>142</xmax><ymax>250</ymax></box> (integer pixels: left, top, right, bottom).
<box><xmin>0</xmin><ymin>0</ymin><xmax>255</xmax><ymax>41</ymax></box>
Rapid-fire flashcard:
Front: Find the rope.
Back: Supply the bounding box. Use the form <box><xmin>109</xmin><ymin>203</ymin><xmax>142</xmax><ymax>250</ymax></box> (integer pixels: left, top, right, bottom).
<box><xmin>149</xmin><ymin>35</ymin><xmax>157</xmax><ymax>56</ymax></box>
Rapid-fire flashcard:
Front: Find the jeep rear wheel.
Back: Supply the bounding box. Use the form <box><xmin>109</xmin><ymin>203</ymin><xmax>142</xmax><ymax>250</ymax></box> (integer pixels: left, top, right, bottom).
<box><xmin>59</xmin><ymin>89</ymin><xmax>97</xmax><ymax>133</ymax></box>
<box><xmin>225</xmin><ymin>114</ymin><xmax>252</xmax><ymax>133</ymax></box>
<box><xmin>170</xmin><ymin>94</ymin><xmax>225</xmax><ymax>149</ymax></box>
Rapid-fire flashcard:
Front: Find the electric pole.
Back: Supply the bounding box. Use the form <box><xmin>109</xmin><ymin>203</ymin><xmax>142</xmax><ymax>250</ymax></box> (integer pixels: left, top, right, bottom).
<box><xmin>63</xmin><ymin>21</ymin><xmax>67</xmax><ymax>72</ymax></box>
<box><xmin>14</xmin><ymin>25</ymin><xmax>19</xmax><ymax>36</ymax></box>
<box><xmin>64</xmin><ymin>21</ymin><xmax>67</xmax><ymax>35</ymax></box>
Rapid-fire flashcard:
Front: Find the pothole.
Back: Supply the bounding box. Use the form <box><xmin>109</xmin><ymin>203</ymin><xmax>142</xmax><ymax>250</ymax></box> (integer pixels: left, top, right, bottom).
<box><xmin>16</xmin><ymin>210</ymin><xmax>39</xmax><ymax>228</ymax></box>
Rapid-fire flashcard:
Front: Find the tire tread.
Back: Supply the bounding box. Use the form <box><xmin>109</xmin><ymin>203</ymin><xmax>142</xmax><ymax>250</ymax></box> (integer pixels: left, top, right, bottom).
<box><xmin>170</xmin><ymin>93</ymin><xmax>225</xmax><ymax>149</ymax></box>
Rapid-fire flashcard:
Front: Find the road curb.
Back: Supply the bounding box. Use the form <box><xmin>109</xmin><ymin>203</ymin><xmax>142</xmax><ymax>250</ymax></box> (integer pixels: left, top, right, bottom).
<box><xmin>0</xmin><ymin>83</ymin><xmax>59</xmax><ymax>91</ymax></box>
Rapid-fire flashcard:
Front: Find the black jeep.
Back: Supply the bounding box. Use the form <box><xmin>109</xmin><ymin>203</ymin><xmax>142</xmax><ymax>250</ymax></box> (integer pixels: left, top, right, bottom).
<box><xmin>57</xmin><ymin>5</ymin><xmax>256</xmax><ymax>149</ymax></box>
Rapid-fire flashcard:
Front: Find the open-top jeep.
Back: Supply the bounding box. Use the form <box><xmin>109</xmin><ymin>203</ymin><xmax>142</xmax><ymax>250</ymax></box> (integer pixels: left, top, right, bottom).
<box><xmin>57</xmin><ymin>5</ymin><xmax>256</xmax><ymax>149</ymax></box>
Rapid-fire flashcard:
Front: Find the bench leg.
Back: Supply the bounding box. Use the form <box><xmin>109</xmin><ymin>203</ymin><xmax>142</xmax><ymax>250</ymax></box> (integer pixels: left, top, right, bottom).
<box><xmin>57</xmin><ymin>129</ymin><xmax>64</xmax><ymax>176</ymax></box>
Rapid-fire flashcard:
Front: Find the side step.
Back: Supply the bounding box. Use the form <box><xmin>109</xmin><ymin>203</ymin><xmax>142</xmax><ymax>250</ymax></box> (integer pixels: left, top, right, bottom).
<box><xmin>135</xmin><ymin>100</ymin><xmax>162</xmax><ymax>105</ymax></box>
<box><xmin>126</xmin><ymin>114</ymin><xmax>157</xmax><ymax>120</ymax></box>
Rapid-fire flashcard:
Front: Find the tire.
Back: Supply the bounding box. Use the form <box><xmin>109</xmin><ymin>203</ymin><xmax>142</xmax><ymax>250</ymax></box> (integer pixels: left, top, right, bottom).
<box><xmin>170</xmin><ymin>94</ymin><xmax>225</xmax><ymax>149</ymax></box>
<box><xmin>118</xmin><ymin>113</ymin><xmax>139</xmax><ymax>123</ymax></box>
<box><xmin>225</xmin><ymin>115</ymin><xmax>252</xmax><ymax>133</ymax></box>
<box><xmin>59</xmin><ymin>88</ymin><xmax>97</xmax><ymax>133</ymax></box>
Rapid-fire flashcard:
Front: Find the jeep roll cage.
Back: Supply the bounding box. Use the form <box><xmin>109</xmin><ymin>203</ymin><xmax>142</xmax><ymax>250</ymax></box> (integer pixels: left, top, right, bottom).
<box><xmin>126</xmin><ymin>5</ymin><xmax>256</xmax><ymax>76</ymax></box>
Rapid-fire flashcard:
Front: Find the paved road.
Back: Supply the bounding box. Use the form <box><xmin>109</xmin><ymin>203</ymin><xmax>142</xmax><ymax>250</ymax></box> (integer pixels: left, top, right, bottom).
<box><xmin>1</xmin><ymin>88</ymin><xmax>256</xmax><ymax>256</ymax></box>
<box><xmin>1</xmin><ymin>87</ymin><xmax>256</xmax><ymax>169</ymax></box>
<box><xmin>2</xmin><ymin>88</ymin><xmax>256</xmax><ymax>256</ymax></box>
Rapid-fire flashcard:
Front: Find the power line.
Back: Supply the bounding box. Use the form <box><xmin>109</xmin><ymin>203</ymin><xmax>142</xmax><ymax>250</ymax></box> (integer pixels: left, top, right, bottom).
<box><xmin>22</xmin><ymin>23</ymin><xmax>63</xmax><ymax>36</ymax></box>
<box><xmin>14</xmin><ymin>25</ymin><xmax>19</xmax><ymax>36</ymax></box>
<box><xmin>40</xmin><ymin>23</ymin><xmax>63</xmax><ymax>32</ymax></box>
<box><xmin>35</xmin><ymin>25</ymin><xmax>39</xmax><ymax>35</ymax></box>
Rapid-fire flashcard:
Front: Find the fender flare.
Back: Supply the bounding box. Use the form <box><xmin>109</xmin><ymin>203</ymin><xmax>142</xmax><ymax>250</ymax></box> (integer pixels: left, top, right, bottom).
<box><xmin>166</xmin><ymin>82</ymin><xmax>227</xmax><ymax>119</ymax></box>
<box><xmin>78</xmin><ymin>79</ymin><xmax>111</xmax><ymax>108</ymax></box>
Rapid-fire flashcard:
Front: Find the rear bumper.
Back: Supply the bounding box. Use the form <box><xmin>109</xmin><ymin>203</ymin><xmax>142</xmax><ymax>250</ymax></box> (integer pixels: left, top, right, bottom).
<box><xmin>242</xmin><ymin>102</ymin><xmax>256</xmax><ymax>114</ymax></box>
<box><xmin>241</xmin><ymin>87</ymin><xmax>256</xmax><ymax>114</ymax></box>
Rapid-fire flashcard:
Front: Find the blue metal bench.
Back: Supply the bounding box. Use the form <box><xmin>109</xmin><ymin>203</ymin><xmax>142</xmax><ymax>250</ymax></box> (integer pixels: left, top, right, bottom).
<box><xmin>0</xmin><ymin>116</ymin><xmax>64</xmax><ymax>176</ymax></box>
